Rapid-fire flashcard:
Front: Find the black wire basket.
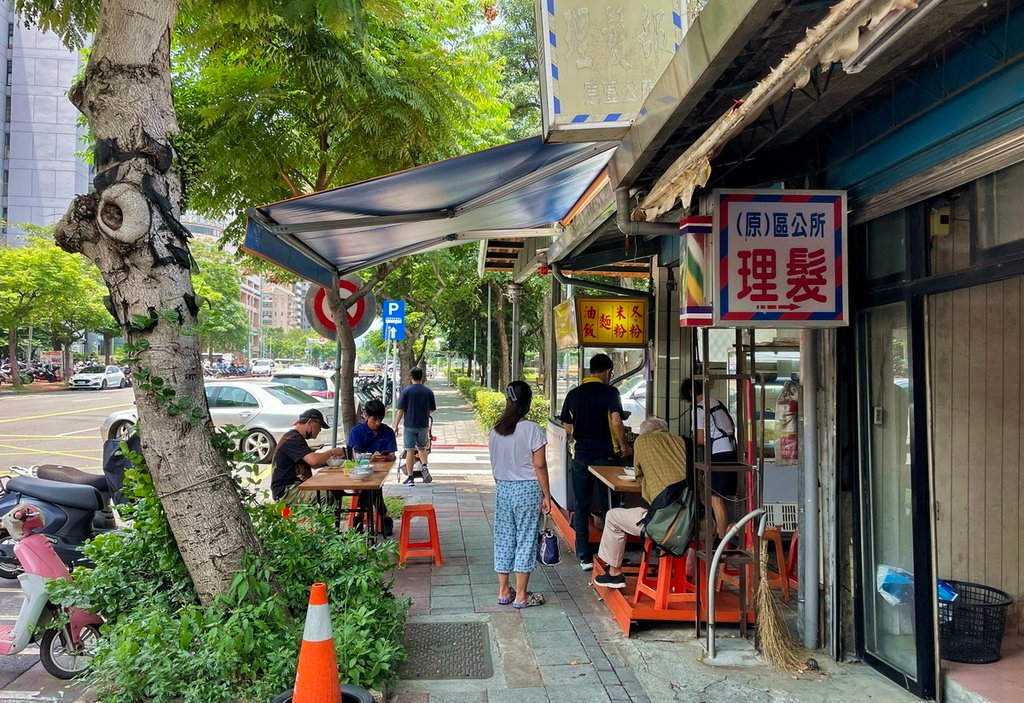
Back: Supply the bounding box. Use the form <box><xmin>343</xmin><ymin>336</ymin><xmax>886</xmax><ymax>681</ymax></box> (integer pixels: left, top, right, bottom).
<box><xmin>938</xmin><ymin>580</ymin><xmax>1013</xmax><ymax>664</ymax></box>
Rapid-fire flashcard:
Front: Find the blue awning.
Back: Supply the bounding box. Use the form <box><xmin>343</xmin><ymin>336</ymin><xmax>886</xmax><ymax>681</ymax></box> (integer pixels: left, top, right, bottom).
<box><xmin>244</xmin><ymin>137</ymin><xmax>615</xmax><ymax>287</ymax></box>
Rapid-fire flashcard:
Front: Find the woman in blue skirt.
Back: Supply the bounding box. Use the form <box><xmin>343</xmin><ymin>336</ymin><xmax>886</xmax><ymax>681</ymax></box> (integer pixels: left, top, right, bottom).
<box><xmin>489</xmin><ymin>380</ymin><xmax>552</xmax><ymax>609</ymax></box>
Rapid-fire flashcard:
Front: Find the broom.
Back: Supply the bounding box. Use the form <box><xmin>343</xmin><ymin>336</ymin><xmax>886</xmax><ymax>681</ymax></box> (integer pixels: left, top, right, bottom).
<box><xmin>755</xmin><ymin>540</ymin><xmax>808</xmax><ymax>671</ymax></box>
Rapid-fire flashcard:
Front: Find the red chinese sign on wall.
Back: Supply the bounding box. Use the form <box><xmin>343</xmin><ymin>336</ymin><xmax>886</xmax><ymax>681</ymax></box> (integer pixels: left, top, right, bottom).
<box><xmin>713</xmin><ymin>189</ymin><xmax>848</xmax><ymax>328</ymax></box>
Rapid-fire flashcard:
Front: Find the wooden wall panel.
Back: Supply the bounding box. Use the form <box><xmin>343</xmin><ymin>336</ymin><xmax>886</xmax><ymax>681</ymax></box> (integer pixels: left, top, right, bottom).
<box><xmin>929</xmin><ymin>276</ymin><xmax>1024</xmax><ymax>634</ymax></box>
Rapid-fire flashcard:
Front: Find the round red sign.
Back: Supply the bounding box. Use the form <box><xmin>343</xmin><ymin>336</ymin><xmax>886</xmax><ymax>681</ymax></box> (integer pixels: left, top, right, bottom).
<box><xmin>304</xmin><ymin>275</ymin><xmax>376</xmax><ymax>340</ymax></box>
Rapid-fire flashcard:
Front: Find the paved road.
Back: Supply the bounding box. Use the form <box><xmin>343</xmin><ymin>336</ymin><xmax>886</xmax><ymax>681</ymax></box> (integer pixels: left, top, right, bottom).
<box><xmin>0</xmin><ymin>388</ymin><xmax>135</xmax><ymax>471</ymax></box>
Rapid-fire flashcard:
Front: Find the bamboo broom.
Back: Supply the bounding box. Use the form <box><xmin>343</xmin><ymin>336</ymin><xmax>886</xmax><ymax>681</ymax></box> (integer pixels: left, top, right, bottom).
<box><xmin>755</xmin><ymin>540</ymin><xmax>808</xmax><ymax>670</ymax></box>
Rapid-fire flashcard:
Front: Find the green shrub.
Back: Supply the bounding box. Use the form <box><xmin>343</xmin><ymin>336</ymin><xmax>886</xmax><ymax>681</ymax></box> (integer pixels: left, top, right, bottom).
<box><xmin>49</xmin><ymin>445</ymin><xmax>408</xmax><ymax>702</ymax></box>
<box><xmin>456</xmin><ymin>376</ymin><xmax>479</xmax><ymax>402</ymax></box>
<box><xmin>475</xmin><ymin>390</ymin><xmax>548</xmax><ymax>431</ymax></box>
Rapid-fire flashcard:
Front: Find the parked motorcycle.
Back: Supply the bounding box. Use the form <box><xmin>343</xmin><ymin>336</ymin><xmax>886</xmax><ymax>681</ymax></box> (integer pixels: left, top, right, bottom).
<box><xmin>0</xmin><ymin>466</ymin><xmax>117</xmax><ymax>579</ymax></box>
<box><xmin>0</xmin><ymin>504</ymin><xmax>103</xmax><ymax>679</ymax></box>
<box><xmin>0</xmin><ymin>363</ymin><xmax>33</xmax><ymax>385</ymax></box>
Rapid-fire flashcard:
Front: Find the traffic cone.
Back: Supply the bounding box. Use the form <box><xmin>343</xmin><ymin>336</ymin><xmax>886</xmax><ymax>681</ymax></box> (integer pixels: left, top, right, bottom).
<box><xmin>292</xmin><ymin>582</ymin><xmax>341</xmax><ymax>703</ymax></box>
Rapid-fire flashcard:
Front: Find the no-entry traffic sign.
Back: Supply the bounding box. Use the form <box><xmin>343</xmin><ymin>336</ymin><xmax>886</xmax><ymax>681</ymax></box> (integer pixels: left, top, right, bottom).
<box><xmin>304</xmin><ymin>275</ymin><xmax>377</xmax><ymax>340</ymax></box>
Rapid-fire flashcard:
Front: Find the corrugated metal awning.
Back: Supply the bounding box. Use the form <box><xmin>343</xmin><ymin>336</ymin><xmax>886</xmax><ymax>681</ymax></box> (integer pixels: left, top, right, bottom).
<box><xmin>244</xmin><ymin>138</ymin><xmax>615</xmax><ymax>286</ymax></box>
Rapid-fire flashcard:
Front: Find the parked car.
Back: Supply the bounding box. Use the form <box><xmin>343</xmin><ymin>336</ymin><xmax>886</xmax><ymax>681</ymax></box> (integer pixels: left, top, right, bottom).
<box><xmin>100</xmin><ymin>381</ymin><xmax>333</xmax><ymax>463</ymax></box>
<box><xmin>618</xmin><ymin>378</ymin><xmax>647</xmax><ymax>425</ymax></box>
<box><xmin>249</xmin><ymin>359</ymin><xmax>274</xmax><ymax>377</ymax></box>
<box><xmin>271</xmin><ymin>368</ymin><xmax>337</xmax><ymax>400</ymax></box>
<box><xmin>68</xmin><ymin>365</ymin><xmax>127</xmax><ymax>390</ymax></box>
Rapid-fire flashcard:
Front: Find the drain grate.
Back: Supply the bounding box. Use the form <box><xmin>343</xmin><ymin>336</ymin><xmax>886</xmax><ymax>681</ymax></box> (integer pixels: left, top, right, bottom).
<box><xmin>398</xmin><ymin>622</ymin><xmax>493</xmax><ymax>680</ymax></box>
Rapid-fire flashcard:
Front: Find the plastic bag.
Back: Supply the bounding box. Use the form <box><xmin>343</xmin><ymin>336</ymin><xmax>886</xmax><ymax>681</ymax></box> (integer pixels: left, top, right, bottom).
<box><xmin>775</xmin><ymin>380</ymin><xmax>801</xmax><ymax>466</ymax></box>
<box><xmin>876</xmin><ymin>564</ymin><xmax>914</xmax><ymax>605</ymax></box>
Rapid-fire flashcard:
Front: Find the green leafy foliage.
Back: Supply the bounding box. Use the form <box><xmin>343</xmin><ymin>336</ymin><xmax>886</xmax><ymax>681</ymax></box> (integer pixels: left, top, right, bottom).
<box><xmin>190</xmin><ymin>241</ymin><xmax>249</xmax><ymax>354</ymax></box>
<box><xmin>475</xmin><ymin>390</ymin><xmax>548</xmax><ymax>430</ymax></box>
<box><xmin>48</xmin><ymin>451</ymin><xmax>408</xmax><ymax>702</ymax></box>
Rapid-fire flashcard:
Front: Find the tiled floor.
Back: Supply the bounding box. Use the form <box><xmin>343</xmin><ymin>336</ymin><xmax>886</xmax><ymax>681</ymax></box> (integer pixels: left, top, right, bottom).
<box><xmin>387</xmin><ymin>476</ymin><xmax>653</xmax><ymax>703</ymax></box>
<box><xmin>944</xmin><ymin>635</ymin><xmax>1024</xmax><ymax>703</ymax></box>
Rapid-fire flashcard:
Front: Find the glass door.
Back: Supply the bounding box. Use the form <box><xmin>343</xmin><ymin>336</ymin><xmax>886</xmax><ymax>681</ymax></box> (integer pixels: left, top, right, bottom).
<box><xmin>857</xmin><ymin>302</ymin><xmax>937</xmax><ymax>698</ymax></box>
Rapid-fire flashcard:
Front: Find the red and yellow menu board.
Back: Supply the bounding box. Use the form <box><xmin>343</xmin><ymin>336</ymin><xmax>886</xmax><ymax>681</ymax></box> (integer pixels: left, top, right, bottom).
<box><xmin>554</xmin><ymin>297</ymin><xmax>648</xmax><ymax>349</ymax></box>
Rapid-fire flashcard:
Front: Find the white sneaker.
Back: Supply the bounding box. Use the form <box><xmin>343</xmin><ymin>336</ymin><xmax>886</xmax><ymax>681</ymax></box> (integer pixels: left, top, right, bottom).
<box><xmin>420</xmin><ymin>465</ymin><xmax>432</xmax><ymax>484</ymax></box>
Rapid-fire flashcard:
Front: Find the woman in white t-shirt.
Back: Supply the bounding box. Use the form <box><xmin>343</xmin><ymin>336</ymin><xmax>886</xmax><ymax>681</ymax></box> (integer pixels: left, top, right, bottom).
<box><xmin>489</xmin><ymin>380</ymin><xmax>552</xmax><ymax>609</ymax></box>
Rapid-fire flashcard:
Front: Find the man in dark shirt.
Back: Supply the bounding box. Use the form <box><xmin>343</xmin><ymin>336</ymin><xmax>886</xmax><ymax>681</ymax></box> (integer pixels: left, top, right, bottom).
<box><xmin>394</xmin><ymin>367</ymin><xmax>436</xmax><ymax>484</ymax></box>
<box><xmin>270</xmin><ymin>408</ymin><xmax>345</xmax><ymax>506</ymax></box>
<box><xmin>558</xmin><ymin>353</ymin><xmax>632</xmax><ymax>570</ymax></box>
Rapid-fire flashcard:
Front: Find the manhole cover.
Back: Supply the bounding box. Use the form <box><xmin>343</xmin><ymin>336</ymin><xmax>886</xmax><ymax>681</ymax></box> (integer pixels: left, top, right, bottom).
<box><xmin>398</xmin><ymin>622</ymin><xmax>493</xmax><ymax>680</ymax></box>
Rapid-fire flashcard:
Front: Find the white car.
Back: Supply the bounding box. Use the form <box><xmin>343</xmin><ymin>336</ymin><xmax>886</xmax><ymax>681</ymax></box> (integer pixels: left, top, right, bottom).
<box><xmin>100</xmin><ymin>381</ymin><xmax>334</xmax><ymax>463</ymax></box>
<box><xmin>250</xmin><ymin>359</ymin><xmax>274</xmax><ymax>377</ymax></box>
<box><xmin>618</xmin><ymin>378</ymin><xmax>648</xmax><ymax>425</ymax></box>
<box><xmin>271</xmin><ymin>368</ymin><xmax>337</xmax><ymax>400</ymax></box>
<box><xmin>68</xmin><ymin>365</ymin><xmax>127</xmax><ymax>390</ymax></box>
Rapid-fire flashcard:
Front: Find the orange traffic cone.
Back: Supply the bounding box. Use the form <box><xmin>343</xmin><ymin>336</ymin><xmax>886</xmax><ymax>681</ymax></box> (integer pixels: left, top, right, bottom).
<box><xmin>292</xmin><ymin>582</ymin><xmax>341</xmax><ymax>703</ymax></box>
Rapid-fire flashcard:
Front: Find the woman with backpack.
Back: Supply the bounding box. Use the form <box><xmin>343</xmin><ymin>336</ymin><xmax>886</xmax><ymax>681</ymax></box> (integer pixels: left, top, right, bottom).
<box><xmin>489</xmin><ymin>381</ymin><xmax>552</xmax><ymax>609</ymax></box>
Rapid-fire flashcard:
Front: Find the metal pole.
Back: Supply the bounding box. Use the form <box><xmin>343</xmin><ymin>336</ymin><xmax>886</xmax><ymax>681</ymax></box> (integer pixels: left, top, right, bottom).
<box><xmin>801</xmin><ymin>329</ymin><xmax>820</xmax><ymax>650</ymax></box>
<box><xmin>472</xmin><ymin>319</ymin><xmax>478</xmax><ymax>383</ymax></box>
<box><xmin>707</xmin><ymin>509</ymin><xmax>767</xmax><ymax>659</ymax></box>
<box><xmin>486</xmin><ymin>285</ymin><xmax>493</xmax><ymax>389</ymax></box>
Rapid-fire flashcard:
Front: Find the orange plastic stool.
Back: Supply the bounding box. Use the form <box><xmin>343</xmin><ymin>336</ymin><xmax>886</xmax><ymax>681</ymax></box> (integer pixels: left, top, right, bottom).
<box><xmin>786</xmin><ymin>528</ymin><xmax>799</xmax><ymax>588</ymax></box>
<box><xmin>399</xmin><ymin>504</ymin><xmax>443</xmax><ymax>566</ymax></box>
<box><xmin>344</xmin><ymin>493</ymin><xmax>384</xmax><ymax>532</ymax></box>
<box><xmin>763</xmin><ymin>527</ymin><xmax>790</xmax><ymax>600</ymax></box>
<box><xmin>632</xmin><ymin>539</ymin><xmax>694</xmax><ymax>609</ymax></box>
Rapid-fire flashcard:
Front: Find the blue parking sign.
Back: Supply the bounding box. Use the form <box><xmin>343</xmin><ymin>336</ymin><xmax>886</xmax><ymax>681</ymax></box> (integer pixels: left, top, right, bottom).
<box><xmin>382</xmin><ymin>300</ymin><xmax>405</xmax><ymax>340</ymax></box>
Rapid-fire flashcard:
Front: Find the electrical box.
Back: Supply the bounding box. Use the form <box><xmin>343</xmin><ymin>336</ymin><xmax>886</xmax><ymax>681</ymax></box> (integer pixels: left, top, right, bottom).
<box><xmin>930</xmin><ymin>206</ymin><xmax>952</xmax><ymax>236</ymax></box>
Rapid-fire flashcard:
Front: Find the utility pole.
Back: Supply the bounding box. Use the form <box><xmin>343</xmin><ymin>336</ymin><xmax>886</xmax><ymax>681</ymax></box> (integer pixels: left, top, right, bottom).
<box><xmin>486</xmin><ymin>284</ymin><xmax>492</xmax><ymax>389</ymax></box>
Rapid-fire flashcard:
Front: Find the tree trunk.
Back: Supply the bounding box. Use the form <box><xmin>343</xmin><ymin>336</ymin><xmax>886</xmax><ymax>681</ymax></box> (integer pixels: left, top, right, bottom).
<box><xmin>7</xmin><ymin>328</ymin><xmax>21</xmax><ymax>388</ymax></box>
<box><xmin>323</xmin><ymin>286</ymin><xmax>358</xmax><ymax>435</ymax></box>
<box><xmin>489</xmin><ymin>283</ymin><xmax>510</xmax><ymax>389</ymax></box>
<box><xmin>62</xmin><ymin>343</ymin><xmax>73</xmax><ymax>382</ymax></box>
<box><xmin>52</xmin><ymin>0</ymin><xmax>261</xmax><ymax>605</ymax></box>
<box><xmin>103</xmin><ymin>336</ymin><xmax>114</xmax><ymax>364</ymax></box>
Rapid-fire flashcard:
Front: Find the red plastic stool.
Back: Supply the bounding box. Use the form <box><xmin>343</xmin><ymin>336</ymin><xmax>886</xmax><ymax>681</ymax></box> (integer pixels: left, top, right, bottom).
<box><xmin>399</xmin><ymin>504</ymin><xmax>443</xmax><ymax>566</ymax></box>
<box><xmin>763</xmin><ymin>527</ymin><xmax>790</xmax><ymax>600</ymax></box>
<box><xmin>345</xmin><ymin>493</ymin><xmax>383</xmax><ymax>532</ymax></box>
<box><xmin>632</xmin><ymin>539</ymin><xmax>694</xmax><ymax>609</ymax></box>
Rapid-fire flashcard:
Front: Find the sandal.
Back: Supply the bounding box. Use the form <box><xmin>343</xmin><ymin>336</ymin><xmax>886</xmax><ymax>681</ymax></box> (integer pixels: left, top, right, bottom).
<box><xmin>512</xmin><ymin>592</ymin><xmax>545</xmax><ymax>609</ymax></box>
<box><xmin>497</xmin><ymin>593</ymin><xmax>514</xmax><ymax>605</ymax></box>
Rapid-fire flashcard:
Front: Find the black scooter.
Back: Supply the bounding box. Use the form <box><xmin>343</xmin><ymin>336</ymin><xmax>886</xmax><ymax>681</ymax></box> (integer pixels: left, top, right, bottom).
<box><xmin>0</xmin><ymin>465</ymin><xmax>118</xmax><ymax>579</ymax></box>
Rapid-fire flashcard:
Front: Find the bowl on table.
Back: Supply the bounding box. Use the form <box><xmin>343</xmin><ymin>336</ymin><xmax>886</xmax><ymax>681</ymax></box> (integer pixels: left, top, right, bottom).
<box><xmin>326</xmin><ymin>455</ymin><xmax>345</xmax><ymax>468</ymax></box>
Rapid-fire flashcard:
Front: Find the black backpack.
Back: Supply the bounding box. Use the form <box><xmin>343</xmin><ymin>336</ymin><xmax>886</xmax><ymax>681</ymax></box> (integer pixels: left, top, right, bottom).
<box><xmin>637</xmin><ymin>479</ymin><xmax>696</xmax><ymax>557</ymax></box>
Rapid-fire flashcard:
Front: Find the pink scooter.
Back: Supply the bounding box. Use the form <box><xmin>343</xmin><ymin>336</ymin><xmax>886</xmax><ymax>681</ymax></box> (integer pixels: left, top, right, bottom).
<box><xmin>0</xmin><ymin>504</ymin><xmax>103</xmax><ymax>678</ymax></box>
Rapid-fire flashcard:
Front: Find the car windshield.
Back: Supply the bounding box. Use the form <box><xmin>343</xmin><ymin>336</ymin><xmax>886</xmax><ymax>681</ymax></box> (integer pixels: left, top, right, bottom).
<box><xmin>80</xmin><ymin>366</ymin><xmax>106</xmax><ymax>374</ymax></box>
<box><xmin>264</xmin><ymin>385</ymin><xmax>319</xmax><ymax>405</ymax></box>
<box><xmin>274</xmin><ymin>375</ymin><xmax>327</xmax><ymax>391</ymax></box>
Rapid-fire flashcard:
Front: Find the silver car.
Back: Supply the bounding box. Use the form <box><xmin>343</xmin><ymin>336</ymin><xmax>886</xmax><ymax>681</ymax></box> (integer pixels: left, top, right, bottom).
<box><xmin>100</xmin><ymin>381</ymin><xmax>334</xmax><ymax>463</ymax></box>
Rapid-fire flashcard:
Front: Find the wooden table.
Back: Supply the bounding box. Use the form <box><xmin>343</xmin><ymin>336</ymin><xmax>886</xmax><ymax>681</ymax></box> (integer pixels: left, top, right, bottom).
<box><xmin>298</xmin><ymin>460</ymin><xmax>395</xmax><ymax>536</ymax></box>
<box><xmin>589</xmin><ymin>465</ymin><xmax>640</xmax><ymax>508</ymax></box>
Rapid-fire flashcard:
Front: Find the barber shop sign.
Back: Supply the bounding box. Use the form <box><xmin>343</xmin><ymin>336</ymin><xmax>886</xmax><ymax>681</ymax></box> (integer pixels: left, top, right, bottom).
<box><xmin>712</xmin><ymin>189</ymin><xmax>848</xmax><ymax>328</ymax></box>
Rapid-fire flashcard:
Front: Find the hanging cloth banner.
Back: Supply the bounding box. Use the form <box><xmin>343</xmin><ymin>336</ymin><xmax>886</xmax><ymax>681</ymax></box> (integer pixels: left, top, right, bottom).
<box><xmin>679</xmin><ymin>216</ymin><xmax>713</xmax><ymax>327</ymax></box>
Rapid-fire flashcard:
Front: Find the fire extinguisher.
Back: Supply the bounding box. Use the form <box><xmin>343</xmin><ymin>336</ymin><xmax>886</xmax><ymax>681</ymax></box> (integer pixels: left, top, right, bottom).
<box><xmin>776</xmin><ymin>380</ymin><xmax>800</xmax><ymax>466</ymax></box>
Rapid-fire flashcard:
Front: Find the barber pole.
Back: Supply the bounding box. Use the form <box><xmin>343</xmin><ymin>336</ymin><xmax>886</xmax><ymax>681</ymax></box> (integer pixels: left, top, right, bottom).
<box><xmin>679</xmin><ymin>217</ymin><xmax>714</xmax><ymax>327</ymax></box>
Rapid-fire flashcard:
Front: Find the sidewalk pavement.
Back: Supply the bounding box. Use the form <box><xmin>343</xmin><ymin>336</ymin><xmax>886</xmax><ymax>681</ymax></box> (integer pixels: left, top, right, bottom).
<box><xmin>384</xmin><ymin>382</ymin><xmax>916</xmax><ymax>703</ymax></box>
<box><xmin>0</xmin><ymin>381</ymin><xmax>67</xmax><ymax>396</ymax></box>
<box><xmin>426</xmin><ymin>380</ymin><xmax>488</xmax><ymax>448</ymax></box>
<box><xmin>384</xmin><ymin>472</ymin><xmax>917</xmax><ymax>703</ymax></box>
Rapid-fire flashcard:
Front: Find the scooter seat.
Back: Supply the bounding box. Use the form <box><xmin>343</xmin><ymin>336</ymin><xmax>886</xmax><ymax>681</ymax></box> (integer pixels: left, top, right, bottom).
<box><xmin>34</xmin><ymin>465</ymin><xmax>109</xmax><ymax>495</ymax></box>
<box><xmin>5</xmin><ymin>476</ymin><xmax>105</xmax><ymax>512</ymax></box>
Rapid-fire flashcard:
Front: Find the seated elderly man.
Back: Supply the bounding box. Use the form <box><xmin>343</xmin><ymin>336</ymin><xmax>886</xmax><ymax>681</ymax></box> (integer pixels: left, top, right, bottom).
<box><xmin>594</xmin><ymin>417</ymin><xmax>687</xmax><ymax>589</ymax></box>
